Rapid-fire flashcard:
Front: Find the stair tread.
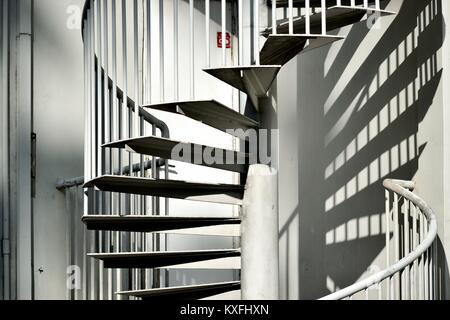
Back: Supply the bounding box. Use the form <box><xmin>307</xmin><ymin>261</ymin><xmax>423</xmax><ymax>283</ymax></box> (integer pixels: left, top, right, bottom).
<box><xmin>82</xmin><ymin>215</ymin><xmax>240</xmax><ymax>233</ymax></box>
<box><xmin>271</xmin><ymin>0</ymin><xmax>377</xmax><ymax>7</ymax></box>
<box><xmin>263</xmin><ymin>6</ymin><xmax>395</xmax><ymax>36</ymax></box>
<box><xmin>103</xmin><ymin>136</ymin><xmax>250</xmax><ymax>174</ymax></box>
<box><xmin>89</xmin><ymin>249</ymin><xmax>241</xmax><ymax>269</ymax></box>
<box><xmin>116</xmin><ymin>281</ymin><xmax>241</xmax><ymax>299</ymax></box>
<box><xmin>203</xmin><ymin>65</ymin><xmax>281</xmax><ymax>97</ymax></box>
<box><xmin>143</xmin><ymin>99</ymin><xmax>259</xmax><ymax>133</ymax></box>
<box><xmin>260</xmin><ymin>34</ymin><xmax>344</xmax><ymax>65</ymax></box>
<box><xmin>84</xmin><ymin>175</ymin><xmax>244</xmax><ymax>205</ymax></box>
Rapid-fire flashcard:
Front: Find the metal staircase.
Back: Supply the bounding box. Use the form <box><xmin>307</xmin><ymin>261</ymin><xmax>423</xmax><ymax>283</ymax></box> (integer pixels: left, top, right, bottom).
<box><xmin>81</xmin><ymin>0</ymin><xmax>394</xmax><ymax>300</ymax></box>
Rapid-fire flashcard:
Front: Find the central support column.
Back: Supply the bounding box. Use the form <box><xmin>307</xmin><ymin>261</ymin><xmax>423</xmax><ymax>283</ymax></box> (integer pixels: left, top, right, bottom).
<box><xmin>241</xmin><ymin>164</ymin><xmax>279</xmax><ymax>300</ymax></box>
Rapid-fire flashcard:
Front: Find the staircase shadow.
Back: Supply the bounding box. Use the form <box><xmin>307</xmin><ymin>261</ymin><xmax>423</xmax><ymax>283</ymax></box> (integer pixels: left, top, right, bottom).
<box><xmin>278</xmin><ymin>0</ymin><xmax>445</xmax><ymax>299</ymax></box>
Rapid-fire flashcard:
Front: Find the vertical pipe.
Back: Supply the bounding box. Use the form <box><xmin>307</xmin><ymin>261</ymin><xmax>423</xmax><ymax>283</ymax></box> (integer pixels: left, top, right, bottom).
<box><xmin>321</xmin><ymin>0</ymin><xmax>326</xmax><ymax>35</ymax></box>
<box><xmin>385</xmin><ymin>190</ymin><xmax>390</xmax><ymax>299</ymax></box>
<box><xmin>393</xmin><ymin>193</ymin><xmax>399</xmax><ymax>299</ymax></box>
<box><xmin>189</xmin><ymin>0</ymin><xmax>194</xmax><ymax>99</ymax></box>
<box><xmin>272</xmin><ymin>0</ymin><xmax>277</xmax><ymax>35</ymax></box>
<box><xmin>221</xmin><ymin>0</ymin><xmax>226</xmax><ymax>66</ymax></box>
<box><xmin>423</xmin><ymin>214</ymin><xmax>428</xmax><ymax>299</ymax></box>
<box><xmin>305</xmin><ymin>0</ymin><xmax>310</xmax><ymax>35</ymax></box>
<box><xmin>241</xmin><ymin>165</ymin><xmax>279</xmax><ymax>299</ymax></box>
<box><xmin>205</xmin><ymin>0</ymin><xmax>210</xmax><ymax>67</ymax></box>
<box><xmin>288</xmin><ymin>0</ymin><xmax>293</xmax><ymax>35</ymax></box>
<box><xmin>1</xmin><ymin>0</ymin><xmax>9</xmax><ymax>300</ymax></box>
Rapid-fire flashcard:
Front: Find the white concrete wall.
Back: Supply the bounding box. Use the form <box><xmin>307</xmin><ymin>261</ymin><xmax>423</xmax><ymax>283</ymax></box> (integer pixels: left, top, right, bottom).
<box><xmin>276</xmin><ymin>0</ymin><xmax>449</xmax><ymax>299</ymax></box>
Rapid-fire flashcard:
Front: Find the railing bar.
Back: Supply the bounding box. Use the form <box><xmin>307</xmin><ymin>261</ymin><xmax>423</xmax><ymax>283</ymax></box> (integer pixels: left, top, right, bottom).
<box><xmin>96</xmin><ymin>0</ymin><xmax>104</xmax><ymax>301</ymax></box>
<box><xmin>254</xmin><ymin>0</ymin><xmax>260</xmax><ymax>65</ymax></box>
<box><xmin>385</xmin><ymin>189</ymin><xmax>390</xmax><ymax>299</ymax></box>
<box><xmin>205</xmin><ymin>0</ymin><xmax>210</xmax><ymax>67</ymax></box>
<box><xmin>412</xmin><ymin>204</ymin><xmax>417</xmax><ymax>300</ymax></box>
<box><xmin>272</xmin><ymin>0</ymin><xmax>277</xmax><ymax>35</ymax></box>
<box><xmin>238</xmin><ymin>0</ymin><xmax>243</xmax><ymax>65</ymax></box>
<box><xmin>159</xmin><ymin>0</ymin><xmax>164</xmax><ymax>102</ymax></box>
<box><xmin>393</xmin><ymin>192</ymin><xmax>399</xmax><ymax>299</ymax></box>
<box><xmin>403</xmin><ymin>199</ymin><xmax>410</xmax><ymax>300</ymax></box>
<box><xmin>133</xmin><ymin>0</ymin><xmax>140</xmax><ymax>137</ymax></box>
<box><xmin>375</xmin><ymin>0</ymin><xmax>380</xmax><ymax>10</ymax></box>
<box><xmin>221</xmin><ymin>0</ymin><xmax>226</xmax><ymax>66</ymax></box>
<box><xmin>288</xmin><ymin>0</ymin><xmax>293</xmax><ymax>35</ymax></box>
<box><xmin>189</xmin><ymin>0</ymin><xmax>194</xmax><ymax>99</ymax></box>
<box><xmin>305</xmin><ymin>0</ymin><xmax>311</xmax><ymax>35</ymax></box>
<box><xmin>321</xmin><ymin>0</ymin><xmax>326</xmax><ymax>35</ymax></box>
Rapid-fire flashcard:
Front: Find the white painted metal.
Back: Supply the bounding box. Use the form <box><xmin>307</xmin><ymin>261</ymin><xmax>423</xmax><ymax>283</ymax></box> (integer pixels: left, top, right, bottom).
<box><xmin>241</xmin><ymin>165</ymin><xmax>279</xmax><ymax>300</ymax></box>
<box><xmin>288</xmin><ymin>0</ymin><xmax>293</xmax><ymax>34</ymax></box>
<box><xmin>221</xmin><ymin>0</ymin><xmax>226</xmax><ymax>66</ymax></box>
<box><xmin>205</xmin><ymin>0</ymin><xmax>210</xmax><ymax>67</ymax></box>
<box><xmin>254</xmin><ymin>0</ymin><xmax>260</xmax><ymax>65</ymax></box>
<box><xmin>385</xmin><ymin>190</ymin><xmax>390</xmax><ymax>299</ymax></box>
<box><xmin>305</xmin><ymin>0</ymin><xmax>311</xmax><ymax>35</ymax></box>
<box><xmin>320</xmin><ymin>180</ymin><xmax>438</xmax><ymax>300</ymax></box>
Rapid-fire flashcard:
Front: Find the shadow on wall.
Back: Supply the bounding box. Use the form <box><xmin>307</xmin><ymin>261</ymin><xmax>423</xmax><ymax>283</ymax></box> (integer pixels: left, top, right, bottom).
<box><xmin>280</xmin><ymin>0</ymin><xmax>445</xmax><ymax>299</ymax></box>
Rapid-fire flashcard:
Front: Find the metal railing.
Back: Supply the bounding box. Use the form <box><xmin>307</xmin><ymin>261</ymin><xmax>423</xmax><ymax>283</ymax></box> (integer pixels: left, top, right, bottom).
<box><xmin>320</xmin><ymin>179</ymin><xmax>438</xmax><ymax>300</ymax></box>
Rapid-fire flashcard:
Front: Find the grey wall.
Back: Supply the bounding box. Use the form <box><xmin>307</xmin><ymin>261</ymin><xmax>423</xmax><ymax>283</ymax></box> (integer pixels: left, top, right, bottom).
<box><xmin>32</xmin><ymin>0</ymin><xmax>85</xmax><ymax>299</ymax></box>
<box><xmin>276</xmin><ymin>0</ymin><xmax>448</xmax><ymax>299</ymax></box>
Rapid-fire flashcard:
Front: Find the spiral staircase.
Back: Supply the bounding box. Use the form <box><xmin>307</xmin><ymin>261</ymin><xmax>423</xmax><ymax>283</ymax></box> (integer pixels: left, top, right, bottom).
<box><xmin>81</xmin><ymin>0</ymin><xmax>395</xmax><ymax>300</ymax></box>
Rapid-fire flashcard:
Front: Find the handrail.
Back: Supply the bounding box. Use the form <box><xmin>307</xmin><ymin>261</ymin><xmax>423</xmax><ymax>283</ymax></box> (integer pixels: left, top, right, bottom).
<box><xmin>320</xmin><ymin>179</ymin><xmax>438</xmax><ymax>300</ymax></box>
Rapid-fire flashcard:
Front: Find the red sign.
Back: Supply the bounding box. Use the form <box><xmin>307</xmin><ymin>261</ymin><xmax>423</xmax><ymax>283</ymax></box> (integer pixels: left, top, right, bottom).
<box><xmin>217</xmin><ymin>32</ymin><xmax>231</xmax><ymax>48</ymax></box>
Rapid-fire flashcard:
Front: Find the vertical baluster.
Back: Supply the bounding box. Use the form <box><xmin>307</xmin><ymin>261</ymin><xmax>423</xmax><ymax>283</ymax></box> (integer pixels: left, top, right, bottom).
<box><xmin>254</xmin><ymin>0</ymin><xmax>260</xmax><ymax>65</ymax></box>
<box><xmin>288</xmin><ymin>0</ymin><xmax>293</xmax><ymax>34</ymax></box>
<box><xmin>375</xmin><ymin>0</ymin><xmax>381</xmax><ymax>10</ymax></box>
<box><xmin>110</xmin><ymin>0</ymin><xmax>121</xmax><ymax>300</ymax></box>
<box><xmin>83</xmin><ymin>9</ymin><xmax>90</xmax><ymax>300</ymax></box>
<box><xmin>403</xmin><ymin>199</ymin><xmax>410</xmax><ymax>300</ymax></box>
<box><xmin>305</xmin><ymin>0</ymin><xmax>310</xmax><ymax>35</ymax></box>
<box><xmin>418</xmin><ymin>209</ymin><xmax>424</xmax><ymax>300</ymax></box>
<box><xmin>89</xmin><ymin>1</ymin><xmax>97</xmax><ymax>299</ymax></box>
<box><xmin>272</xmin><ymin>0</ymin><xmax>277</xmax><ymax>35</ymax></box>
<box><xmin>385</xmin><ymin>190</ymin><xmax>390</xmax><ymax>299</ymax></box>
<box><xmin>363</xmin><ymin>0</ymin><xmax>369</xmax><ymax>9</ymax></box>
<box><xmin>221</xmin><ymin>0</ymin><xmax>226</xmax><ymax>66</ymax></box>
<box><xmin>321</xmin><ymin>0</ymin><xmax>326</xmax><ymax>35</ymax></box>
<box><xmin>365</xmin><ymin>288</ymin><xmax>369</xmax><ymax>300</ymax></box>
<box><xmin>423</xmin><ymin>213</ymin><xmax>428</xmax><ymax>300</ymax></box>
<box><xmin>96</xmin><ymin>0</ymin><xmax>104</xmax><ymax>300</ymax></box>
<box><xmin>412</xmin><ymin>204</ymin><xmax>417</xmax><ymax>300</ymax></box>
<box><xmin>432</xmin><ymin>240</ymin><xmax>441</xmax><ymax>300</ymax></box>
<box><xmin>351</xmin><ymin>0</ymin><xmax>356</xmax><ymax>7</ymax></box>
<box><xmin>189</xmin><ymin>0</ymin><xmax>194</xmax><ymax>99</ymax></box>
<box><xmin>393</xmin><ymin>193</ymin><xmax>400</xmax><ymax>299</ymax></box>
<box><xmin>238</xmin><ymin>0</ymin><xmax>243</xmax><ymax>64</ymax></box>
<box><xmin>205</xmin><ymin>0</ymin><xmax>210</xmax><ymax>67</ymax></box>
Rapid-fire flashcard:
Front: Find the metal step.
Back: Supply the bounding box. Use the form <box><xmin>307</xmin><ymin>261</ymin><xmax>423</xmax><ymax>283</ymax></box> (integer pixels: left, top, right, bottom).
<box><xmin>84</xmin><ymin>175</ymin><xmax>244</xmax><ymax>205</ymax></box>
<box><xmin>143</xmin><ymin>100</ymin><xmax>259</xmax><ymax>134</ymax></box>
<box><xmin>116</xmin><ymin>281</ymin><xmax>241</xmax><ymax>300</ymax></box>
<box><xmin>103</xmin><ymin>136</ymin><xmax>250</xmax><ymax>174</ymax></box>
<box><xmin>262</xmin><ymin>6</ymin><xmax>395</xmax><ymax>36</ymax></box>
<box><xmin>82</xmin><ymin>215</ymin><xmax>240</xmax><ymax>235</ymax></box>
<box><xmin>88</xmin><ymin>249</ymin><xmax>241</xmax><ymax>269</ymax></box>
<box><xmin>260</xmin><ymin>34</ymin><xmax>344</xmax><ymax>65</ymax></box>
<box><xmin>203</xmin><ymin>65</ymin><xmax>281</xmax><ymax>97</ymax></box>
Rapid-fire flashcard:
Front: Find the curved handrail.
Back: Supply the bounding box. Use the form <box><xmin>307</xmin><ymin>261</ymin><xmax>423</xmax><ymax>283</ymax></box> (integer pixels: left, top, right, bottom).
<box><xmin>320</xmin><ymin>179</ymin><xmax>438</xmax><ymax>300</ymax></box>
